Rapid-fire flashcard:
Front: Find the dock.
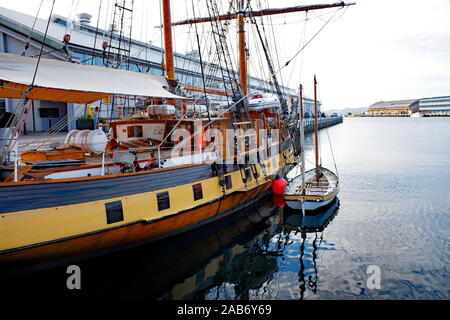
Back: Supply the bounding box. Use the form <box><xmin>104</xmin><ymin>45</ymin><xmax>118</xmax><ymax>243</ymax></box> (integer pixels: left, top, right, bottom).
<box><xmin>303</xmin><ymin>115</ymin><xmax>343</xmax><ymax>134</ymax></box>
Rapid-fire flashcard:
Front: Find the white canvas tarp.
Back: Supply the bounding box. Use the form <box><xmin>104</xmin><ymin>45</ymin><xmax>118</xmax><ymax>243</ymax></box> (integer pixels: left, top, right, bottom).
<box><xmin>0</xmin><ymin>53</ymin><xmax>187</xmax><ymax>103</ymax></box>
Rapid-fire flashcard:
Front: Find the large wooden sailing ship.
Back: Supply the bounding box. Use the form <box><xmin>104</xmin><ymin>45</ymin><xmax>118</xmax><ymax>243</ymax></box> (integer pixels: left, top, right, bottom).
<box><xmin>0</xmin><ymin>0</ymin><xmax>353</xmax><ymax>268</ymax></box>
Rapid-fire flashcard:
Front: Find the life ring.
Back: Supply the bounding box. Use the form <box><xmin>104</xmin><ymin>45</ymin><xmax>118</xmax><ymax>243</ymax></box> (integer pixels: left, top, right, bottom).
<box><xmin>63</xmin><ymin>34</ymin><xmax>71</xmax><ymax>43</ymax></box>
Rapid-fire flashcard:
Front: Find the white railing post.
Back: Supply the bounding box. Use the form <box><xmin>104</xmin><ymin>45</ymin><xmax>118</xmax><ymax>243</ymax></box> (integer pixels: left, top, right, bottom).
<box><xmin>14</xmin><ymin>151</ymin><xmax>18</xmax><ymax>182</ymax></box>
<box><xmin>101</xmin><ymin>152</ymin><xmax>105</xmax><ymax>176</ymax></box>
<box><xmin>158</xmin><ymin>146</ymin><xmax>161</xmax><ymax>169</ymax></box>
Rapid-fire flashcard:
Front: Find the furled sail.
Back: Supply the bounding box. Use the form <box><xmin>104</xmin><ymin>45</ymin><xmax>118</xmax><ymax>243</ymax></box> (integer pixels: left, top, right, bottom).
<box><xmin>0</xmin><ymin>53</ymin><xmax>186</xmax><ymax>103</ymax></box>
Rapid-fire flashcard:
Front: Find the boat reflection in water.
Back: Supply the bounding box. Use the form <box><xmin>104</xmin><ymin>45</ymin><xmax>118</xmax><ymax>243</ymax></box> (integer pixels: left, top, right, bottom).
<box><xmin>282</xmin><ymin>198</ymin><xmax>340</xmax><ymax>300</ymax></box>
<box><xmin>0</xmin><ymin>195</ymin><xmax>340</xmax><ymax>300</ymax></box>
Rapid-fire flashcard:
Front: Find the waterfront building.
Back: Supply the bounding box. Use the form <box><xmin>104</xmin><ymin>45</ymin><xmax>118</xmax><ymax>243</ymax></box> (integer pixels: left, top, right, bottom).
<box><xmin>368</xmin><ymin>99</ymin><xmax>419</xmax><ymax>116</ymax></box>
<box><xmin>0</xmin><ymin>7</ymin><xmax>319</xmax><ymax>132</ymax></box>
<box><xmin>417</xmin><ymin>96</ymin><xmax>450</xmax><ymax>116</ymax></box>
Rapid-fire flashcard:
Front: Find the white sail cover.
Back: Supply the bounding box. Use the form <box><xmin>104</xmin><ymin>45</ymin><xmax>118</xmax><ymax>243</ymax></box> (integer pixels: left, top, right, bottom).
<box><xmin>0</xmin><ymin>53</ymin><xmax>186</xmax><ymax>103</ymax></box>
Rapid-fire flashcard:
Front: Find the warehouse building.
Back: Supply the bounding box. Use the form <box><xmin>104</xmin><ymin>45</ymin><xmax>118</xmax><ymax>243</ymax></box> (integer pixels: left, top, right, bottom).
<box><xmin>368</xmin><ymin>99</ymin><xmax>419</xmax><ymax>116</ymax></box>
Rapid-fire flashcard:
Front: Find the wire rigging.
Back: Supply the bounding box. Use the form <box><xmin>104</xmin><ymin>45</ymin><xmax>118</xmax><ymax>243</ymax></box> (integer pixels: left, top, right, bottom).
<box><xmin>0</xmin><ymin>0</ymin><xmax>56</xmax><ymax>163</ymax></box>
<box><xmin>21</xmin><ymin>0</ymin><xmax>44</xmax><ymax>56</ymax></box>
<box><xmin>274</xmin><ymin>8</ymin><xmax>340</xmax><ymax>76</ymax></box>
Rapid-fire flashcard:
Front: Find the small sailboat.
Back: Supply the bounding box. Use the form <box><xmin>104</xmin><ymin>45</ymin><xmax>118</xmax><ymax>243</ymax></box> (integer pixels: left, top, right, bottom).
<box><xmin>284</xmin><ymin>76</ymin><xmax>339</xmax><ymax>212</ymax></box>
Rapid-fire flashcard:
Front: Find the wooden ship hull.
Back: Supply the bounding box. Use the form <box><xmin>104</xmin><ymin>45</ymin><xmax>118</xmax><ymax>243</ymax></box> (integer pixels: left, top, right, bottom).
<box><xmin>0</xmin><ymin>0</ymin><xmax>353</xmax><ymax>271</ymax></box>
<box><xmin>0</xmin><ymin>146</ymin><xmax>294</xmax><ymax>268</ymax></box>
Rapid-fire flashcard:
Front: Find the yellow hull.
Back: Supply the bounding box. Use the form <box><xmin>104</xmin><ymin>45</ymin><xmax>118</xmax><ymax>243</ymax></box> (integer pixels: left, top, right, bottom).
<box><xmin>0</xmin><ymin>149</ymin><xmax>294</xmax><ymax>267</ymax></box>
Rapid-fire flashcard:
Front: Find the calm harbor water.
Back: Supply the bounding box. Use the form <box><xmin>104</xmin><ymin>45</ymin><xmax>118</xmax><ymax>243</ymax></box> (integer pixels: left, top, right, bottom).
<box><xmin>1</xmin><ymin>117</ymin><xmax>449</xmax><ymax>300</ymax></box>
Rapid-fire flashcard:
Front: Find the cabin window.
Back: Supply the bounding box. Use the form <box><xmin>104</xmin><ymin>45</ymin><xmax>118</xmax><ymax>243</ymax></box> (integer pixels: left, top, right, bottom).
<box><xmin>225</xmin><ymin>175</ymin><xmax>232</xmax><ymax>190</ymax></box>
<box><xmin>192</xmin><ymin>183</ymin><xmax>203</xmax><ymax>201</ymax></box>
<box><xmin>127</xmin><ymin>125</ymin><xmax>143</xmax><ymax>138</ymax></box>
<box><xmin>105</xmin><ymin>201</ymin><xmax>124</xmax><ymax>224</ymax></box>
<box><xmin>157</xmin><ymin>191</ymin><xmax>170</xmax><ymax>211</ymax></box>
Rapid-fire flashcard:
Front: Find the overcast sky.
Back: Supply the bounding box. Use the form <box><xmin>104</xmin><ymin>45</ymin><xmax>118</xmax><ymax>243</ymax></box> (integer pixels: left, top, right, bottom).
<box><xmin>0</xmin><ymin>0</ymin><xmax>449</xmax><ymax>110</ymax></box>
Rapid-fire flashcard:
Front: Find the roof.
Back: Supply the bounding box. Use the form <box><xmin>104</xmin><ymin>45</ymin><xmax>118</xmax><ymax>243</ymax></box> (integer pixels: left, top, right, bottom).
<box><xmin>0</xmin><ymin>7</ymin><xmax>161</xmax><ymax>58</ymax></box>
<box><xmin>420</xmin><ymin>95</ymin><xmax>450</xmax><ymax>102</ymax></box>
<box><xmin>369</xmin><ymin>99</ymin><xmax>419</xmax><ymax>110</ymax></box>
<box><xmin>0</xmin><ymin>53</ymin><xmax>187</xmax><ymax>103</ymax></box>
<box><xmin>419</xmin><ymin>95</ymin><xmax>450</xmax><ymax>110</ymax></box>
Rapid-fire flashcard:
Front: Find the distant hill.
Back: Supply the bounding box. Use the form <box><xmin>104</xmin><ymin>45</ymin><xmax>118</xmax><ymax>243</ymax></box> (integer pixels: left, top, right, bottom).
<box><xmin>323</xmin><ymin>107</ymin><xmax>368</xmax><ymax>115</ymax></box>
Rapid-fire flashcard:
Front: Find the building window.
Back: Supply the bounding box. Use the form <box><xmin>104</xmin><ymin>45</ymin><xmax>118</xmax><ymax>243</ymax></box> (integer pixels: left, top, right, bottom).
<box><xmin>192</xmin><ymin>183</ymin><xmax>203</xmax><ymax>201</ymax></box>
<box><xmin>105</xmin><ymin>201</ymin><xmax>124</xmax><ymax>224</ymax></box>
<box><xmin>157</xmin><ymin>191</ymin><xmax>170</xmax><ymax>211</ymax></box>
<box><xmin>39</xmin><ymin>108</ymin><xmax>60</xmax><ymax>118</ymax></box>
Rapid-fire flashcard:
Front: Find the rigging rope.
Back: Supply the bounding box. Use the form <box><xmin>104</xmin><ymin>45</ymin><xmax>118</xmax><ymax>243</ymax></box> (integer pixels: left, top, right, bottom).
<box><xmin>21</xmin><ymin>0</ymin><xmax>44</xmax><ymax>56</ymax></box>
<box><xmin>90</xmin><ymin>0</ymin><xmax>104</xmax><ymax>65</ymax></box>
<box><xmin>0</xmin><ymin>0</ymin><xmax>56</xmax><ymax>161</ymax></box>
<box><xmin>273</xmin><ymin>8</ymin><xmax>340</xmax><ymax>76</ymax></box>
<box><xmin>325</xmin><ymin>124</ymin><xmax>339</xmax><ymax>178</ymax></box>
<box><xmin>287</xmin><ymin>11</ymin><xmax>308</xmax><ymax>88</ymax></box>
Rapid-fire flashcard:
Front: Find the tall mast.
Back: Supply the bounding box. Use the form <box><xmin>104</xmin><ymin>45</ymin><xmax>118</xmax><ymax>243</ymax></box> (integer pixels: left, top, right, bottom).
<box><xmin>314</xmin><ymin>75</ymin><xmax>319</xmax><ymax>181</ymax></box>
<box><xmin>237</xmin><ymin>0</ymin><xmax>247</xmax><ymax>95</ymax></box>
<box><xmin>162</xmin><ymin>0</ymin><xmax>176</xmax><ymax>84</ymax></box>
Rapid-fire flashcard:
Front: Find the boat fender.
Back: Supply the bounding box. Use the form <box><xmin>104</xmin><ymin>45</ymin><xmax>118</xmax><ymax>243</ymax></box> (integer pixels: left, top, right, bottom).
<box><xmin>272</xmin><ymin>175</ymin><xmax>287</xmax><ymax>195</ymax></box>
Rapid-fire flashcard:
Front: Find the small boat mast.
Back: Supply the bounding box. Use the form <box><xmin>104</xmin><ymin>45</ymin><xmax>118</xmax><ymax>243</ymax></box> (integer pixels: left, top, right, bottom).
<box><xmin>314</xmin><ymin>75</ymin><xmax>319</xmax><ymax>182</ymax></box>
<box><xmin>299</xmin><ymin>83</ymin><xmax>305</xmax><ymax>190</ymax></box>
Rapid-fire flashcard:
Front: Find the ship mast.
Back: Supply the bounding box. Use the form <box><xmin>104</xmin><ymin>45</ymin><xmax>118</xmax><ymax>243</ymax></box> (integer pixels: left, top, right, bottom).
<box><xmin>314</xmin><ymin>75</ymin><xmax>319</xmax><ymax>182</ymax></box>
<box><xmin>237</xmin><ymin>0</ymin><xmax>247</xmax><ymax>95</ymax></box>
<box><xmin>162</xmin><ymin>0</ymin><xmax>176</xmax><ymax>85</ymax></box>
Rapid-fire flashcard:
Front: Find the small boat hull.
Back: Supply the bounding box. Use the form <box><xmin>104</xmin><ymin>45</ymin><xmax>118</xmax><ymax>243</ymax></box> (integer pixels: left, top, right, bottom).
<box><xmin>285</xmin><ymin>194</ymin><xmax>337</xmax><ymax>211</ymax></box>
<box><xmin>248</xmin><ymin>93</ymin><xmax>280</xmax><ymax>111</ymax></box>
<box><xmin>284</xmin><ymin>167</ymin><xmax>339</xmax><ymax>211</ymax></box>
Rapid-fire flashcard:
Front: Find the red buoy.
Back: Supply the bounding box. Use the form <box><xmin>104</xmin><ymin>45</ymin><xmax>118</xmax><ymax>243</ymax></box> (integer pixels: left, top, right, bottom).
<box><xmin>272</xmin><ymin>176</ymin><xmax>288</xmax><ymax>195</ymax></box>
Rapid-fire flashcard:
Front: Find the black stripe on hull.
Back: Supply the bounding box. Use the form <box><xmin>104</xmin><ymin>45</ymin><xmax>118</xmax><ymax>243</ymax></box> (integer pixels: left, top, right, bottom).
<box><xmin>0</xmin><ymin>164</ymin><xmax>213</xmax><ymax>214</ymax></box>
